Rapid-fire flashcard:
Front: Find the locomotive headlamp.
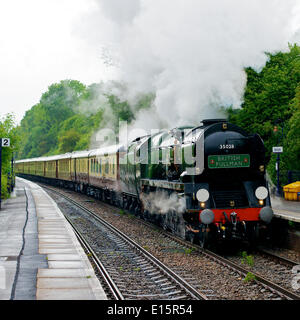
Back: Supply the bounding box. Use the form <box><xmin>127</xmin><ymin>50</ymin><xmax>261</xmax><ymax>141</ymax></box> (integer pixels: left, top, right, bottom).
<box><xmin>259</xmin><ymin>199</ymin><xmax>264</xmax><ymax>206</ymax></box>
<box><xmin>200</xmin><ymin>202</ymin><xmax>206</xmax><ymax>209</ymax></box>
<box><xmin>259</xmin><ymin>165</ymin><xmax>265</xmax><ymax>172</ymax></box>
<box><xmin>200</xmin><ymin>209</ymin><xmax>214</xmax><ymax>225</ymax></box>
<box><xmin>196</xmin><ymin>189</ymin><xmax>209</xmax><ymax>202</ymax></box>
<box><xmin>255</xmin><ymin>186</ymin><xmax>268</xmax><ymax>200</ymax></box>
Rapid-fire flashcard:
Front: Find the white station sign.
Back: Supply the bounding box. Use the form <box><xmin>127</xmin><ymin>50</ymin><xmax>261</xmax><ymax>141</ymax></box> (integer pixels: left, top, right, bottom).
<box><xmin>272</xmin><ymin>146</ymin><xmax>283</xmax><ymax>153</ymax></box>
<box><xmin>1</xmin><ymin>138</ymin><xmax>10</xmax><ymax>147</ymax></box>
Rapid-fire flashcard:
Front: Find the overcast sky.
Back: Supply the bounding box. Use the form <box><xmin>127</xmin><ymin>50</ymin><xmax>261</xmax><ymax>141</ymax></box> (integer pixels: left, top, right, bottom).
<box><xmin>0</xmin><ymin>0</ymin><xmax>115</xmax><ymax>123</ymax></box>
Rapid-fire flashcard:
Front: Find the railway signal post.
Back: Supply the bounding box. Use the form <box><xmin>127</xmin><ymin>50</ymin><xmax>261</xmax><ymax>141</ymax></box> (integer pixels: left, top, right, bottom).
<box><xmin>0</xmin><ymin>137</ymin><xmax>10</xmax><ymax>210</ymax></box>
<box><xmin>273</xmin><ymin>119</ymin><xmax>284</xmax><ymax>196</ymax></box>
<box><xmin>273</xmin><ymin>146</ymin><xmax>283</xmax><ymax>196</ymax></box>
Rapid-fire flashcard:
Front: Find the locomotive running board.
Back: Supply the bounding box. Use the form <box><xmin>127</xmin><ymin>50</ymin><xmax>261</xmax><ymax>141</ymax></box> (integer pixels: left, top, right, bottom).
<box><xmin>141</xmin><ymin>179</ymin><xmax>184</xmax><ymax>191</ymax></box>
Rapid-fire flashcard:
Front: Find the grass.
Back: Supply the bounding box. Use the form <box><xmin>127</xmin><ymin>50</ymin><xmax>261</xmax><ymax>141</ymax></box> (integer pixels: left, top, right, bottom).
<box><xmin>241</xmin><ymin>251</ymin><xmax>254</xmax><ymax>267</ymax></box>
<box><xmin>243</xmin><ymin>272</ymin><xmax>256</xmax><ymax>283</ymax></box>
<box><xmin>184</xmin><ymin>248</ymin><xmax>194</xmax><ymax>255</ymax></box>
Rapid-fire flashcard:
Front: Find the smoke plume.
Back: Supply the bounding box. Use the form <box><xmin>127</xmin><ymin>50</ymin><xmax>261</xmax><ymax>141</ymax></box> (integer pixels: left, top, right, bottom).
<box><xmin>79</xmin><ymin>0</ymin><xmax>300</xmax><ymax>130</ymax></box>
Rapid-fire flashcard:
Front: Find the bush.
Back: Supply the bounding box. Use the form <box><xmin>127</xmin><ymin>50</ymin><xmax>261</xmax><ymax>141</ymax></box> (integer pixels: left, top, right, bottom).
<box><xmin>0</xmin><ymin>114</ymin><xmax>19</xmax><ymax>200</ymax></box>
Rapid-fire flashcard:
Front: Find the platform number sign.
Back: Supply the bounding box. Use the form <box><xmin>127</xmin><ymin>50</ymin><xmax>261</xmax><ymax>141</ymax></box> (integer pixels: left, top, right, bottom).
<box><xmin>1</xmin><ymin>138</ymin><xmax>10</xmax><ymax>147</ymax></box>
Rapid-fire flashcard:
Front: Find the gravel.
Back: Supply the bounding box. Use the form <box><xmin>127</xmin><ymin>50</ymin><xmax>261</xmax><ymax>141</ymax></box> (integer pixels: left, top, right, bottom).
<box><xmin>43</xmin><ymin>185</ymin><xmax>296</xmax><ymax>300</ymax></box>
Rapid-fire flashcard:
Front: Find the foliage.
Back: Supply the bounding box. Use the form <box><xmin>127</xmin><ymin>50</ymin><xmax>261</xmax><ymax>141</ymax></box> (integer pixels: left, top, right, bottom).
<box><xmin>228</xmin><ymin>44</ymin><xmax>300</xmax><ymax>186</ymax></box>
<box><xmin>16</xmin><ymin>80</ymin><xmax>154</xmax><ymax>159</ymax></box>
<box><xmin>184</xmin><ymin>248</ymin><xmax>194</xmax><ymax>255</ymax></box>
<box><xmin>241</xmin><ymin>251</ymin><xmax>255</xmax><ymax>267</ymax></box>
<box><xmin>0</xmin><ymin>114</ymin><xmax>19</xmax><ymax>199</ymax></box>
<box><xmin>243</xmin><ymin>272</ymin><xmax>256</xmax><ymax>283</ymax></box>
<box><xmin>16</xmin><ymin>80</ymin><xmax>84</xmax><ymax>158</ymax></box>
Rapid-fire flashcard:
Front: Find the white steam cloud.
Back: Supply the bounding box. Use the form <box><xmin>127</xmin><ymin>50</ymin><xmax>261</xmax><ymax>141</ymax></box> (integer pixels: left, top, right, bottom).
<box><xmin>141</xmin><ymin>191</ymin><xmax>186</xmax><ymax>215</ymax></box>
<box><xmin>80</xmin><ymin>0</ymin><xmax>300</xmax><ymax>130</ymax></box>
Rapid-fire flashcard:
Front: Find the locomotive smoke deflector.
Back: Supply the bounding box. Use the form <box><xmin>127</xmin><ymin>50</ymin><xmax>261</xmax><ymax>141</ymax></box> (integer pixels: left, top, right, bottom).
<box><xmin>183</xmin><ymin>127</ymin><xmax>205</xmax><ymax>176</ymax></box>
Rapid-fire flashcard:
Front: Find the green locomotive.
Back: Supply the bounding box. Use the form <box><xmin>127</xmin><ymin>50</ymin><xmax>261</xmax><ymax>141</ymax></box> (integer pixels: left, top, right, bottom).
<box><xmin>119</xmin><ymin>119</ymin><xmax>274</xmax><ymax>248</ymax></box>
<box><xmin>16</xmin><ymin>119</ymin><xmax>275</xmax><ymax>248</ymax></box>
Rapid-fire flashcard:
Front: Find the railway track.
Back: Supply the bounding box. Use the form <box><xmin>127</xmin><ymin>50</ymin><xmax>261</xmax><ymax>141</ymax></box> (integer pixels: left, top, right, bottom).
<box><xmin>64</xmin><ymin>215</ymin><xmax>124</xmax><ymax>300</ymax></box>
<box><xmin>83</xmin><ymin>190</ymin><xmax>300</xmax><ymax>300</ymax></box>
<box><xmin>144</xmin><ymin>223</ymin><xmax>300</xmax><ymax>300</ymax></box>
<box><xmin>41</xmin><ymin>183</ymin><xmax>300</xmax><ymax>300</ymax></box>
<box><xmin>257</xmin><ymin>247</ymin><xmax>299</xmax><ymax>268</ymax></box>
<box><xmin>43</xmin><ymin>185</ymin><xmax>208</xmax><ymax>300</ymax></box>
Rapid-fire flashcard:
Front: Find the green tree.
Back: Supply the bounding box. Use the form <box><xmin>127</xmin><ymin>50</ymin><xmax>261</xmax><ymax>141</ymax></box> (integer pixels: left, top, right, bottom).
<box><xmin>16</xmin><ymin>79</ymin><xmax>153</xmax><ymax>160</ymax></box>
<box><xmin>228</xmin><ymin>44</ymin><xmax>300</xmax><ymax>186</ymax></box>
<box><xmin>0</xmin><ymin>114</ymin><xmax>19</xmax><ymax>199</ymax></box>
<box><xmin>17</xmin><ymin>80</ymin><xmax>87</xmax><ymax>158</ymax></box>
<box><xmin>58</xmin><ymin>129</ymin><xmax>81</xmax><ymax>153</ymax></box>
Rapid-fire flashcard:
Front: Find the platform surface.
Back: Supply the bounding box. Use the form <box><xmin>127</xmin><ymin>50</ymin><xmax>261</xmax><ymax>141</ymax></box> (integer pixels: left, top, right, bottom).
<box><xmin>0</xmin><ymin>178</ymin><xmax>107</xmax><ymax>300</ymax></box>
<box><xmin>271</xmin><ymin>195</ymin><xmax>300</xmax><ymax>223</ymax></box>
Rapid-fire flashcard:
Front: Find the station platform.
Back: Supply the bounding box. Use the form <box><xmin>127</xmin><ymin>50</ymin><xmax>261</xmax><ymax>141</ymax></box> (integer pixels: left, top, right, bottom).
<box><xmin>271</xmin><ymin>195</ymin><xmax>300</xmax><ymax>223</ymax></box>
<box><xmin>0</xmin><ymin>177</ymin><xmax>107</xmax><ymax>300</ymax></box>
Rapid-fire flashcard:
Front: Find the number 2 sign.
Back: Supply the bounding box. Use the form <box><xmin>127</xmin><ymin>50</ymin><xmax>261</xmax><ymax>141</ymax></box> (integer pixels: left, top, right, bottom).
<box><xmin>1</xmin><ymin>138</ymin><xmax>10</xmax><ymax>147</ymax></box>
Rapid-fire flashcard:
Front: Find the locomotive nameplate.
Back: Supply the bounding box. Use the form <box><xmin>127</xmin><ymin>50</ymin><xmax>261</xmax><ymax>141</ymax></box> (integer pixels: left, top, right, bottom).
<box><xmin>208</xmin><ymin>154</ymin><xmax>250</xmax><ymax>169</ymax></box>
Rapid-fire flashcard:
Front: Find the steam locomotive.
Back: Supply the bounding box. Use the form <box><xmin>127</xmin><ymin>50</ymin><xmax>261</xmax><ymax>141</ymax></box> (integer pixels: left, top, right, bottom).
<box><xmin>15</xmin><ymin>119</ymin><xmax>274</xmax><ymax>248</ymax></box>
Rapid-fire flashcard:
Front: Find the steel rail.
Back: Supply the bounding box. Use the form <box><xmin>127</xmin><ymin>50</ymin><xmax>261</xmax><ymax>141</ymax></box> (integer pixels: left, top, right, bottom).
<box><xmin>41</xmin><ymin>183</ymin><xmax>300</xmax><ymax>300</ymax></box>
<box><xmin>42</xmin><ymin>185</ymin><xmax>208</xmax><ymax>300</ymax></box>
<box><xmin>159</xmin><ymin>230</ymin><xmax>300</xmax><ymax>300</ymax></box>
<box><xmin>100</xmin><ymin>199</ymin><xmax>300</xmax><ymax>301</ymax></box>
<box><xmin>95</xmin><ymin>199</ymin><xmax>300</xmax><ymax>301</ymax></box>
<box><xmin>257</xmin><ymin>247</ymin><xmax>299</xmax><ymax>268</ymax></box>
<box><xmin>63</xmin><ymin>215</ymin><xmax>124</xmax><ymax>300</ymax></box>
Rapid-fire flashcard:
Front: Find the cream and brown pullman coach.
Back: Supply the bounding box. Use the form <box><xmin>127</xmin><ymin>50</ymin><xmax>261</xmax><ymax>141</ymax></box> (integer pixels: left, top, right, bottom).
<box><xmin>71</xmin><ymin>150</ymin><xmax>90</xmax><ymax>186</ymax></box>
<box><xmin>15</xmin><ymin>145</ymin><xmax>124</xmax><ymax>204</ymax></box>
<box><xmin>88</xmin><ymin>145</ymin><xmax>123</xmax><ymax>191</ymax></box>
<box><xmin>57</xmin><ymin>153</ymin><xmax>72</xmax><ymax>181</ymax></box>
